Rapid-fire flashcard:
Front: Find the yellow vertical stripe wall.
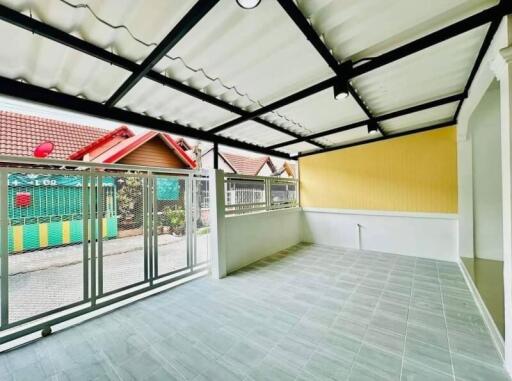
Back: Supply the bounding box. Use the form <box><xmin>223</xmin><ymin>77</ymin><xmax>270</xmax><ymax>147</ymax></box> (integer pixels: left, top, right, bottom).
<box><xmin>299</xmin><ymin>127</ymin><xmax>458</xmax><ymax>213</ymax></box>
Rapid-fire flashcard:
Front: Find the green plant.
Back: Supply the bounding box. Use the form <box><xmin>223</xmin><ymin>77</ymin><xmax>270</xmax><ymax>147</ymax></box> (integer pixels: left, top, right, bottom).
<box><xmin>160</xmin><ymin>206</ymin><xmax>185</xmax><ymax>236</ymax></box>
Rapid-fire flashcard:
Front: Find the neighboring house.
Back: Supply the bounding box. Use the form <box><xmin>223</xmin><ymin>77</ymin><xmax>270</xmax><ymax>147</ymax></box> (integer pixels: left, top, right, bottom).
<box><xmin>0</xmin><ymin>111</ymin><xmax>196</xmax><ymax>169</ymax></box>
<box><xmin>273</xmin><ymin>161</ymin><xmax>297</xmax><ymax>178</ymax></box>
<box><xmin>202</xmin><ymin>148</ymin><xmax>276</xmax><ymax>176</ymax></box>
<box><xmin>0</xmin><ymin>111</ymin><xmax>196</xmax><ymax>253</ymax></box>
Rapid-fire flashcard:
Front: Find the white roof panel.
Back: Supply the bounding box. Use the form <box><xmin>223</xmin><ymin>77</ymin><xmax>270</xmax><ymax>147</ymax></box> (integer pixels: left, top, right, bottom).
<box><xmin>161</xmin><ymin>0</ymin><xmax>333</xmax><ymax>108</ymax></box>
<box><xmin>116</xmin><ymin>78</ymin><xmax>237</xmax><ymax>130</ymax></box>
<box><xmin>219</xmin><ymin>121</ymin><xmax>295</xmax><ymax>147</ymax></box>
<box><xmin>351</xmin><ymin>25</ymin><xmax>489</xmax><ymax>115</ymax></box>
<box><xmin>278</xmin><ymin>141</ymin><xmax>319</xmax><ymax>155</ymax></box>
<box><xmin>298</xmin><ymin>0</ymin><xmax>497</xmax><ymax>63</ymax></box>
<box><xmin>326</xmin><ymin>126</ymin><xmax>382</xmax><ymax>146</ymax></box>
<box><xmin>2</xmin><ymin>0</ymin><xmax>197</xmax><ymax>62</ymax></box>
<box><xmin>381</xmin><ymin>103</ymin><xmax>458</xmax><ymax>134</ymax></box>
<box><xmin>0</xmin><ymin>0</ymin><xmax>498</xmax><ymax>156</ymax></box>
<box><xmin>261</xmin><ymin>88</ymin><xmax>367</xmax><ymax>135</ymax></box>
<box><xmin>0</xmin><ymin>20</ymin><xmax>130</xmax><ymax>102</ymax></box>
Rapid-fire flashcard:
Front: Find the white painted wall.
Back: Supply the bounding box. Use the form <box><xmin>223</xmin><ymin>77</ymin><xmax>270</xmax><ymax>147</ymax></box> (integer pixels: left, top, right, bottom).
<box><xmin>301</xmin><ymin>208</ymin><xmax>458</xmax><ymax>261</ymax></box>
<box><xmin>224</xmin><ymin>208</ymin><xmax>301</xmax><ymax>273</ymax></box>
<box><xmin>470</xmin><ymin>83</ymin><xmax>503</xmax><ymax>261</ymax></box>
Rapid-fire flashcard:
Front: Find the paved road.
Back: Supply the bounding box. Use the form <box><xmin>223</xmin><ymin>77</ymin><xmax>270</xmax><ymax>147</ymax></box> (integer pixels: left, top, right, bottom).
<box><xmin>8</xmin><ymin>234</ymin><xmax>210</xmax><ymax>323</ymax></box>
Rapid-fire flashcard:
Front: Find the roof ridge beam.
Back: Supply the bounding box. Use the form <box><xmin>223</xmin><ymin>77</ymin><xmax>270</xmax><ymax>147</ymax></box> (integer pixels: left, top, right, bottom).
<box><xmin>208</xmin><ymin>2</ymin><xmax>510</xmax><ymax>135</ymax></box>
<box><xmin>267</xmin><ymin>93</ymin><xmax>465</xmax><ymax>149</ymax></box>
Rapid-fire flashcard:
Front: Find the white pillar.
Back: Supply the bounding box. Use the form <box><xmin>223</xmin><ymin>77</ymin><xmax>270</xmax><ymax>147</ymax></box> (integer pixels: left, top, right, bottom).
<box><xmin>493</xmin><ymin>42</ymin><xmax>512</xmax><ymax>372</ymax></box>
<box><xmin>208</xmin><ymin>169</ymin><xmax>226</xmax><ymax>279</ymax></box>
<box><xmin>457</xmin><ymin>133</ymin><xmax>474</xmax><ymax>259</ymax></box>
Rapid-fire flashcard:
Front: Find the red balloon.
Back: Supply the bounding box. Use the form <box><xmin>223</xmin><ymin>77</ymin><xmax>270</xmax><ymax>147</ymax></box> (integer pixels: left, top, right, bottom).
<box><xmin>33</xmin><ymin>141</ymin><xmax>55</xmax><ymax>158</ymax></box>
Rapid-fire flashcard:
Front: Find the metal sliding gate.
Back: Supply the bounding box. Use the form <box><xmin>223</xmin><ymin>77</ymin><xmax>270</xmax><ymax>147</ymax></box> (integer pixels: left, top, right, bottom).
<box><xmin>0</xmin><ymin>157</ymin><xmax>211</xmax><ymax>344</ymax></box>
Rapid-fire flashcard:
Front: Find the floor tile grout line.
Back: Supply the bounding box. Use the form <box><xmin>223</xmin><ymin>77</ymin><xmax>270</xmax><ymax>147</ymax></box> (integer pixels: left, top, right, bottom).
<box><xmin>345</xmin><ymin>253</ymin><xmax>394</xmax><ymax>380</ymax></box>
<box><xmin>437</xmin><ymin>261</ymin><xmax>457</xmax><ymax>381</ymax></box>
<box><xmin>399</xmin><ymin>255</ymin><xmax>417</xmax><ymax>380</ymax></box>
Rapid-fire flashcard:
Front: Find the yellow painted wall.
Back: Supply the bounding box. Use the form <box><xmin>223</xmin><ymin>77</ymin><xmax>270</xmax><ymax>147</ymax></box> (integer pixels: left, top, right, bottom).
<box><xmin>299</xmin><ymin>127</ymin><xmax>458</xmax><ymax>213</ymax></box>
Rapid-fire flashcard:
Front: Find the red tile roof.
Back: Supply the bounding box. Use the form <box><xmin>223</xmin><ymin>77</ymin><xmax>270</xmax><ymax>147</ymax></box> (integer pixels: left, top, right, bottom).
<box><xmin>221</xmin><ymin>151</ymin><xmax>274</xmax><ymax>176</ymax></box>
<box><xmin>0</xmin><ymin>111</ymin><xmax>196</xmax><ymax>168</ymax></box>
<box><xmin>91</xmin><ymin>131</ymin><xmax>196</xmax><ymax>168</ymax></box>
<box><xmin>0</xmin><ymin>111</ymin><xmax>110</xmax><ymax>159</ymax></box>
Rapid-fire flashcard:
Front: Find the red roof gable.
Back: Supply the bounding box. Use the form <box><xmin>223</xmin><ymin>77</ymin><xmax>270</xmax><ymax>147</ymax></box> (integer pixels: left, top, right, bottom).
<box><xmin>0</xmin><ymin>111</ymin><xmax>196</xmax><ymax>169</ymax></box>
<box><xmin>68</xmin><ymin>126</ymin><xmax>134</xmax><ymax>160</ymax></box>
<box><xmin>90</xmin><ymin>131</ymin><xmax>196</xmax><ymax>169</ymax></box>
<box><xmin>0</xmin><ymin>111</ymin><xmax>109</xmax><ymax>159</ymax></box>
<box><xmin>221</xmin><ymin>152</ymin><xmax>275</xmax><ymax>176</ymax></box>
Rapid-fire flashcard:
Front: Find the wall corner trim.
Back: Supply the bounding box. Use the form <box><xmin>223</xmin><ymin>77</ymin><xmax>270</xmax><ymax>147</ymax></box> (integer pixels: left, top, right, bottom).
<box><xmin>458</xmin><ymin>260</ymin><xmax>505</xmax><ymax>360</ymax></box>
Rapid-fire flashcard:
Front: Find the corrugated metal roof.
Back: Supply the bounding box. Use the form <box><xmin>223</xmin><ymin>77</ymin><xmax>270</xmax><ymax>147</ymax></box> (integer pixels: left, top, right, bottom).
<box><xmin>297</xmin><ymin>0</ymin><xmax>497</xmax><ymax>63</ymax></box>
<box><xmin>381</xmin><ymin>103</ymin><xmax>459</xmax><ymax>134</ymax></box>
<box><xmin>219</xmin><ymin>121</ymin><xmax>293</xmax><ymax>147</ymax></box>
<box><xmin>351</xmin><ymin>25</ymin><xmax>489</xmax><ymax>115</ymax></box>
<box><xmin>0</xmin><ymin>0</ymin><xmax>501</xmax><ymax>156</ymax></box>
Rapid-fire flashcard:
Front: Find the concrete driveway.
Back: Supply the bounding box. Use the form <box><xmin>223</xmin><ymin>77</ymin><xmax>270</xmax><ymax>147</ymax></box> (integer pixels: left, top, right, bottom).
<box><xmin>8</xmin><ymin>233</ymin><xmax>209</xmax><ymax>323</ymax></box>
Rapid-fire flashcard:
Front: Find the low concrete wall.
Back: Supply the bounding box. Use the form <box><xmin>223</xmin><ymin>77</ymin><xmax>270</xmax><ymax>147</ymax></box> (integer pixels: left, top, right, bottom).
<box><xmin>302</xmin><ymin>207</ymin><xmax>458</xmax><ymax>262</ymax></box>
<box><xmin>224</xmin><ymin>208</ymin><xmax>302</xmax><ymax>273</ymax></box>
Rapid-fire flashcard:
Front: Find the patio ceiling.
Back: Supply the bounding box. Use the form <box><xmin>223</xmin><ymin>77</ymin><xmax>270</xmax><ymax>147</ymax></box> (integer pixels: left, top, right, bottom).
<box><xmin>0</xmin><ymin>0</ymin><xmax>510</xmax><ymax>159</ymax></box>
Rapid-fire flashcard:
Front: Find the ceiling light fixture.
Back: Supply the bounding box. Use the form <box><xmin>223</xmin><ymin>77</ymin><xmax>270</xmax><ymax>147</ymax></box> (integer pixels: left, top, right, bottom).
<box><xmin>333</xmin><ymin>79</ymin><xmax>349</xmax><ymax>100</ymax></box>
<box><xmin>236</xmin><ymin>0</ymin><xmax>261</xmax><ymax>9</ymax></box>
<box><xmin>367</xmin><ymin>121</ymin><xmax>379</xmax><ymax>135</ymax></box>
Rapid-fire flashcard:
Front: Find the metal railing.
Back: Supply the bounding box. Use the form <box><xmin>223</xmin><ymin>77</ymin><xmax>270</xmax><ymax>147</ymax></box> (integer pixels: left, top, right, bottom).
<box><xmin>0</xmin><ymin>156</ymin><xmax>211</xmax><ymax>344</ymax></box>
<box><xmin>224</xmin><ymin>174</ymin><xmax>298</xmax><ymax>215</ymax></box>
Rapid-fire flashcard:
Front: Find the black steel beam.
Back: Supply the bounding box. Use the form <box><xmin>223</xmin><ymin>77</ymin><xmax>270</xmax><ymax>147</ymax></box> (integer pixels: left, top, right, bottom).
<box><xmin>0</xmin><ymin>76</ymin><xmax>291</xmax><ymax>159</ymax></box>
<box><xmin>106</xmin><ymin>0</ymin><xmax>218</xmax><ymax>107</ymax></box>
<box><xmin>453</xmin><ymin>15</ymin><xmax>502</xmax><ymax>120</ymax></box>
<box><xmin>0</xmin><ymin>5</ymin><xmax>324</xmax><ymax>149</ymax></box>
<box><xmin>299</xmin><ymin>120</ymin><xmax>456</xmax><ymax>158</ymax></box>
<box><xmin>208</xmin><ymin>2</ymin><xmax>510</xmax><ymax>136</ymax></box>
<box><xmin>268</xmin><ymin>93</ymin><xmax>465</xmax><ymax>149</ymax></box>
<box><xmin>213</xmin><ymin>142</ymin><xmax>219</xmax><ymax>169</ymax></box>
<box><xmin>208</xmin><ymin>78</ymin><xmax>335</xmax><ymax>133</ymax></box>
<box><xmin>0</xmin><ymin>5</ymin><xmax>138</xmax><ymax>72</ymax></box>
<box><xmin>351</xmin><ymin>1</ymin><xmax>511</xmax><ymax>78</ymax></box>
<box><xmin>277</xmin><ymin>0</ymin><xmax>383</xmax><ymax>135</ymax></box>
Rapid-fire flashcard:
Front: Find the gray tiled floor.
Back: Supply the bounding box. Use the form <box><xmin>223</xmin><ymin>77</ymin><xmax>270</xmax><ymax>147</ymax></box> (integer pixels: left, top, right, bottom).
<box><xmin>1</xmin><ymin>243</ymin><xmax>509</xmax><ymax>380</ymax></box>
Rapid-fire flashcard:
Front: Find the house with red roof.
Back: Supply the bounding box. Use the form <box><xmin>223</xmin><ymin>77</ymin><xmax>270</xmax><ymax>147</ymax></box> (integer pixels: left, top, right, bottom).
<box><xmin>201</xmin><ymin>148</ymin><xmax>276</xmax><ymax>176</ymax></box>
<box><xmin>0</xmin><ymin>111</ymin><xmax>196</xmax><ymax>169</ymax></box>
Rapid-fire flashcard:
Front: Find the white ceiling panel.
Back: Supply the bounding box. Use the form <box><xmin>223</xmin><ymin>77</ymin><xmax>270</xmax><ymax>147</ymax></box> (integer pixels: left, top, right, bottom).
<box><xmin>297</xmin><ymin>0</ymin><xmax>497</xmax><ymax>63</ymax></box>
<box><xmin>1</xmin><ymin>0</ymin><xmax>196</xmax><ymax>63</ymax></box>
<box><xmin>260</xmin><ymin>88</ymin><xmax>367</xmax><ymax>135</ymax></box>
<box><xmin>325</xmin><ymin>125</ymin><xmax>382</xmax><ymax>146</ymax></box>
<box><xmin>161</xmin><ymin>0</ymin><xmax>333</xmax><ymax>109</ymax></box>
<box><xmin>381</xmin><ymin>102</ymin><xmax>458</xmax><ymax>134</ymax></box>
<box><xmin>117</xmin><ymin>78</ymin><xmax>237</xmax><ymax>130</ymax></box>
<box><xmin>0</xmin><ymin>20</ymin><xmax>130</xmax><ymax>102</ymax></box>
<box><xmin>219</xmin><ymin>121</ymin><xmax>295</xmax><ymax>147</ymax></box>
<box><xmin>351</xmin><ymin>25</ymin><xmax>489</xmax><ymax>115</ymax></box>
<box><xmin>277</xmin><ymin>141</ymin><xmax>319</xmax><ymax>155</ymax></box>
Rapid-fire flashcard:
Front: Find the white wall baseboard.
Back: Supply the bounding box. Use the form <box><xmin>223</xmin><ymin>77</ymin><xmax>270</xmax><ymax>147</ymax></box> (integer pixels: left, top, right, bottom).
<box><xmin>301</xmin><ymin>208</ymin><xmax>458</xmax><ymax>261</ymax></box>
<box><xmin>458</xmin><ymin>260</ymin><xmax>505</xmax><ymax>360</ymax></box>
